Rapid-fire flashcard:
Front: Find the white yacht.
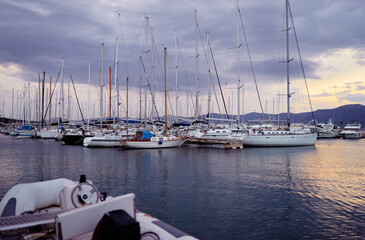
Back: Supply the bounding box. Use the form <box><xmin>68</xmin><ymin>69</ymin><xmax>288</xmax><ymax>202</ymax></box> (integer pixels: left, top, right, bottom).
<box><xmin>317</xmin><ymin>119</ymin><xmax>340</xmax><ymax>138</ymax></box>
<box><xmin>241</xmin><ymin>128</ymin><xmax>317</xmax><ymax>147</ymax></box>
<box><xmin>340</xmin><ymin>120</ymin><xmax>362</xmax><ymax>139</ymax></box>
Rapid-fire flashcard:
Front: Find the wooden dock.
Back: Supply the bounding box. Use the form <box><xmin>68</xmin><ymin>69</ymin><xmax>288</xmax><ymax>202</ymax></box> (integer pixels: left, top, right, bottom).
<box><xmin>187</xmin><ymin>138</ymin><xmax>243</xmax><ymax>149</ymax></box>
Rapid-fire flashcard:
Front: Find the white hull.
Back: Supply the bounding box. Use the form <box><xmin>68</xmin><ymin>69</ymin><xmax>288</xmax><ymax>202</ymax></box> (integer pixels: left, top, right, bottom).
<box><xmin>0</xmin><ymin>178</ymin><xmax>197</xmax><ymax>240</ymax></box>
<box><xmin>317</xmin><ymin>132</ymin><xmax>340</xmax><ymax>138</ymax></box>
<box><xmin>83</xmin><ymin>136</ymin><xmax>123</xmax><ymax>148</ymax></box>
<box><xmin>40</xmin><ymin>129</ymin><xmax>60</xmax><ymax>139</ymax></box>
<box><xmin>122</xmin><ymin>137</ymin><xmax>186</xmax><ymax>149</ymax></box>
<box><xmin>242</xmin><ymin>132</ymin><xmax>317</xmax><ymax>147</ymax></box>
<box><xmin>342</xmin><ymin>132</ymin><xmax>363</xmax><ymax>139</ymax></box>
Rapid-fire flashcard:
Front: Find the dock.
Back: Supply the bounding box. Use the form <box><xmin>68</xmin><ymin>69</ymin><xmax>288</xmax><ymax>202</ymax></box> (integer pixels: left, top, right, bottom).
<box><xmin>187</xmin><ymin>138</ymin><xmax>243</xmax><ymax>149</ymax></box>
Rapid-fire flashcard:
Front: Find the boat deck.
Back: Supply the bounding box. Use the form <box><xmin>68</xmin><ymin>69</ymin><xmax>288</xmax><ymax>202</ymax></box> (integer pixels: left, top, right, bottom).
<box><xmin>0</xmin><ymin>210</ymin><xmax>66</xmax><ymax>236</ymax></box>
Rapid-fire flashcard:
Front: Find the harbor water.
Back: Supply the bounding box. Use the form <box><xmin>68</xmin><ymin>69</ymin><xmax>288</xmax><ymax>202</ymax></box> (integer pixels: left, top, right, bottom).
<box><xmin>0</xmin><ymin>134</ymin><xmax>364</xmax><ymax>239</ymax></box>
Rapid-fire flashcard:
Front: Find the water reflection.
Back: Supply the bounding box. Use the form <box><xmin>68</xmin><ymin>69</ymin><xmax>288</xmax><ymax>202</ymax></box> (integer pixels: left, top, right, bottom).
<box><xmin>0</xmin><ymin>135</ymin><xmax>365</xmax><ymax>239</ymax></box>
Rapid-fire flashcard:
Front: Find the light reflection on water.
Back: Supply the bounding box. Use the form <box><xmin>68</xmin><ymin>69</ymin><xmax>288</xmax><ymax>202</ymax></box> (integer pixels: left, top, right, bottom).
<box><xmin>0</xmin><ymin>135</ymin><xmax>364</xmax><ymax>239</ymax></box>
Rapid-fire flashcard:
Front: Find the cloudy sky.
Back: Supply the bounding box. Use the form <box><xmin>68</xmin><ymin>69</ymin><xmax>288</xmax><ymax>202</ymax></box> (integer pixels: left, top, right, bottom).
<box><xmin>0</xmin><ymin>0</ymin><xmax>364</xmax><ymax>120</ymax></box>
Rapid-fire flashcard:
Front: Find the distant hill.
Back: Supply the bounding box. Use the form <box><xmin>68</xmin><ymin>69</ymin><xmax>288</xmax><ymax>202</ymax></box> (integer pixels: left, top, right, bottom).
<box><xmin>209</xmin><ymin>104</ymin><xmax>365</xmax><ymax>128</ymax></box>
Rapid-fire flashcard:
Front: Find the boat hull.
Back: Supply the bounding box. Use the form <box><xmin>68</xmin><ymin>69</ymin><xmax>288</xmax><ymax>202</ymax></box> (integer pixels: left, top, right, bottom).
<box><xmin>62</xmin><ymin>134</ymin><xmax>93</xmax><ymax>145</ymax></box>
<box><xmin>83</xmin><ymin>136</ymin><xmax>123</xmax><ymax>148</ymax></box>
<box><xmin>242</xmin><ymin>133</ymin><xmax>317</xmax><ymax>147</ymax></box>
<box><xmin>122</xmin><ymin>138</ymin><xmax>186</xmax><ymax>149</ymax></box>
<box><xmin>342</xmin><ymin>132</ymin><xmax>363</xmax><ymax>139</ymax></box>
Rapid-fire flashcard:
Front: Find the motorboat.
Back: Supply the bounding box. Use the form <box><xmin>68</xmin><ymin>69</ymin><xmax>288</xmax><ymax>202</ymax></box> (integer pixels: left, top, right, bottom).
<box><xmin>0</xmin><ymin>175</ymin><xmax>197</xmax><ymax>240</ymax></box>
<box><xmin>340</xmin><ymin>120</ymin><xmax>363</xmax><ymax>139</ymax></box>
<box><xmin>316</xmin><ymin>119</ymin><xmax>340</xmax><ymax>138</ymax></box>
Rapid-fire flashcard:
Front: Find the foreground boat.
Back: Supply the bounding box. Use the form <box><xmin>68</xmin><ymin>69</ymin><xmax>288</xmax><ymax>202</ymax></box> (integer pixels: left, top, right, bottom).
<box><xmin>0</xmin><ymin>176</ymin><xmax>197</xmax><ymax>240</ymax></box>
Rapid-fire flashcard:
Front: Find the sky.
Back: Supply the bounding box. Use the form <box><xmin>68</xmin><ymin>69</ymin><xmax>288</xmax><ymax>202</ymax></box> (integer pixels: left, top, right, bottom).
<box><xmin>0</xmin><ymin>0</ymin><xmax>364</xmax><ymax>120</ymax></box>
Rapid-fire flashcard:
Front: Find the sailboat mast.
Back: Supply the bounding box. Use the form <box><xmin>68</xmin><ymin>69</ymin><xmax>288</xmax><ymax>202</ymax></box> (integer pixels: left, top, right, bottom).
<box><xmin>67</xmin><ymin>71</ymin><xmax>71</xmax><ymax>121</ymax></box>
<box><xmin>114</xmin><ymin>37</ymin><xmax>119</xmax><ymax>123</ymax></box>
<box><xmin>151</xmin><ymin>28</ymin><xmax>155</xmax><ymax>121</ymax></box>
<box><xmin>60</xmin><ymin>58</ymin><xmax>64</xmax><ymax>122</ymax></box>
<box><xmin>126</xmin><ymin>77</ymin><xmax>129</xmax><ymax>140</ymax></box>
<box><xmin>144</xmin><ymin>16</ymin><xmax>149</xmax><ymax>127</ymax></box>
<box><xmin>109</xmin><ymin>67</ymin><xmax>112</xmax><ymax>119</ymax></box>
<box><xmin>87</xmin><ymin>62</ymin><xmax>90</xmax><ymax>130</ymax></box>
<box><xmin>175</xmin><ymin>29</ymin><xmax>178</xmax><ymax>122</ymax></box>
<box><xmin>139</xmin><ymin>57</ymin><xmax>142</xmax><ymax>120</ymax></box>
<box><xmin>207</xmin><ymin>32</ymin><xmax>211</xmax><ymax>124</ymax></box>
<box><xmin>164</xmin><ymin>47</ymin><xmax>168</xmax><ymax>135</ymax></box>
<box><xmin>100</xmin><ymin>43</ymin><xmax>104</xmax><ymax>128</ymax></box>
<box><xmin>236</xmin><ymin>0</ymin><xmax>240</xmax><ymax>124</ymax></box>
<box><xmin>28</xmin><ymin>82</ymin><xmax>31</xmax><ymax>124</ymax></box>
<box><xmin>194</xmin><ymin>9</ymin><xmax>199</xmax><ymax>119</ymax></box>
<box><xmin>49</xmin><ymin>76</ymin><xmax>52</xmax><ymax>129</ymax></box>
<box><xmin>286</xmin><ymin>0</ymin><xmax>291</xmax><ymax>126</ymax></box>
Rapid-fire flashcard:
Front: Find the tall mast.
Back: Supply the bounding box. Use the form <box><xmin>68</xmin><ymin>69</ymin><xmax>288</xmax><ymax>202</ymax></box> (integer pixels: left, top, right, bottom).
<box><xmin>100</xmin><ymin>43</ymin><xmax>104</xmax><ymax>128</ymax></box>
<box><xmin>67</xmin><ymin>71</ymin><xmax>71</xmax><ymax>121</ymax></box>
<box><xmin>194</xmin><ymin>9</ymin><xmax>199</xmax><ymax>119</ymax></box>
<box><xmin>114</xmin><ymin>37</ymin><xmax>119</xmax><ymax>123</ymax></box>
<box><xmin>60</xmin><ymin>58</ymin><xmax>64</xmax><ymax>122</ymax></box>
<box><xmin>115</xmin><ymin>12</ymin><xmax>120</xmax><ymax>123</ymax></box>
<box><xmin>41</xmin><ymin>72</ymin><xmax>45</xmax><ymax>127</ymax></box>
<box><xmin>175</xmin><ymin>29</ymin><xmax>178</xmax><ymax>122</ymax></box>
<box><xmin>139</xmin><ymin>56</ymin><xmax>142</xmax><ymax>120</ymax></box>
<box><xmin>286</xmin><ymin>0</ymin><xmax>290</xmax><ymax>126</ymax></box>
<box><xmin>164</xmin><ymin>47</ymin><xmax>168</xmax><ymax>135</ymax></box>
<box><xmin>87</xmin><ymin>62</ymin><xmax>90</xmax><ymax>130</ymax></box>
<box><xmin>236</xmin><ymin>0</ymin><xmax>241</xmax><ymax>124</ymax></box>
<box><xmin>49</xmin><ymin>76</ymin><xmax>52</xmax><ymax>129</ymax></box>
<box><xmin>11</xmin><ymin>88</ymin><xmax>14</xmax><ymax>123</ymax></box>
<box><xmin>207</xmin><ymin>32</ymin><xmax>211</xmax><ymax>124</ymax></box>
<box><xmin>126</xmin><ymin>77</ymin><xmax>129</xmax><ymax>139</ymax></box>
<box><xmin>144</xmin><ymin>16</ymin><xmax>149</xmax><ymax>127</ymax></box>
<box><xmin>28</xmin><ymin>82</ymin><xmax>31</xmax><ymax>124</ymax></box>
<box><xmin>151</xmin><ymin>27</ymin><xmax>155</xmax><ymax>120</ymax></box>
<box><xmin>23</xmin><ymin>84</ymin><xmax>25</xmax><ymax>125</ymax></box>
<box><xmin>109</xmin><ymin>67</ymin><xmax>112</xmax><ymax>119</ymax></box>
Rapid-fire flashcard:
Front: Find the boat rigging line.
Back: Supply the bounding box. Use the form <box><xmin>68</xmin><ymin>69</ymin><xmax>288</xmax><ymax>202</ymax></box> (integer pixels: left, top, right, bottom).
<box><xmin>69</xmin><ymin>71</ymin><xmax>86</xmax><ymax>125</ymax></box>
<box><xmin>238</xmin><ymin>6</ymin><xmax>265</xmax><ymax>119</ymax></box>
<box><xmin>288</xmin><ymin>1</ymin><xmax>315</xmax><ymax>122</ymax></box>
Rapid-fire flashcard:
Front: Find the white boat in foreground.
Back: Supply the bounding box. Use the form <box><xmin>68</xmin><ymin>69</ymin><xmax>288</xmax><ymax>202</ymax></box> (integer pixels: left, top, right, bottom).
<box><xmin>0</xmin><ymin>176</ymin><xmax>197</xmax><ymax>240</ymax></box>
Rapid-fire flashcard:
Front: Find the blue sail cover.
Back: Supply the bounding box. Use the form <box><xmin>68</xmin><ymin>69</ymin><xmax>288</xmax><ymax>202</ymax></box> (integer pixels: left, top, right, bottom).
<box><xmin>141</xmin><ymin>130</ymin><xmax>154</xmax><ymax>140</ymax></box>
<box><xmin>21</xmin><ymin>125</ymin><xmax>33</xmax><ymax>130</ymax></box>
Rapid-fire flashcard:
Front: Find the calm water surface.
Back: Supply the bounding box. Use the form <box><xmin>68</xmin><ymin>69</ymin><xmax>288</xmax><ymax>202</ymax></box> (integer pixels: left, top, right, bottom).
<box><xmin>0</xmin><ymin>134</ymin><xmax>364</xmax><ymax>239</ymax></box>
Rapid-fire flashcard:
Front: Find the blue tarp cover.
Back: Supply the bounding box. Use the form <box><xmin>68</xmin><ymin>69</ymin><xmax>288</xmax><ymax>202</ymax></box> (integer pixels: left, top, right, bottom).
<box><xmin>141</xmin><ymin>130</ymin><xmax>154</xmax><ymax>140</ymax></box>
<box><xmin>21</xmin><ymin>125</ymin><xmax>33</xmax><ymax>130</ymax></box>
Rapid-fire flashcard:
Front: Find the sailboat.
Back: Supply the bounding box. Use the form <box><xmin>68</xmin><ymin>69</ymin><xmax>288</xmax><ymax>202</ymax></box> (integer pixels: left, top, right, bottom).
<box><xmin>121</xmin><ymin>48</ymin><xmax>187</xmax><ymax>149</ymax></box>
<box><xmin>241</xmin><ymin>0</ymin><xmax>317</xmax><ymax>147</ymax></box>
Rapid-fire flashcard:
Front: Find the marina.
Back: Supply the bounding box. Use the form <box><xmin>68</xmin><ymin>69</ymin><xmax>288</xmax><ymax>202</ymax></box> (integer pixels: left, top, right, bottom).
<box><xmin>1</xmin><ymin>0</ymin><xmax>365</xmax><ymax>239</ymax></box>
<box><xmin>0</xmin><ymin>134</ymin><xmax>364</xmax><ymax>239</ymax></box>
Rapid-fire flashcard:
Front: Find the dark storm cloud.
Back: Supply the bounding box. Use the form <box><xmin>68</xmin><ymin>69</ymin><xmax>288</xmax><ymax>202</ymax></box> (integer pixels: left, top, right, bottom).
<box><xmin>0</xmin><ymin>0</ymin><xmax>364</xmax><ymax>92</ymax></box>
